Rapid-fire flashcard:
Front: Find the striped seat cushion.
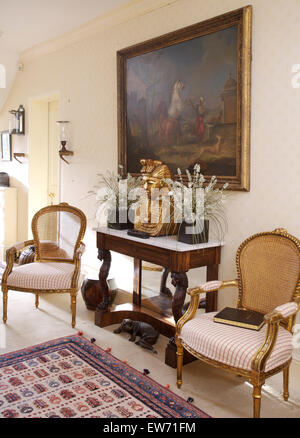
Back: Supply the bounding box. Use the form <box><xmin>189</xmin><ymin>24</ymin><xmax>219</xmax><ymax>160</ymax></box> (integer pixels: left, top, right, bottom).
<box><xmin>7</xmin><ymin>262</ymin><xmax>75</xmax><ymax>290</ymax></box>
<box><xmin>179</xmin><ymin>312</ymin><xmax>293</xmax><ymax>372</ymax></box>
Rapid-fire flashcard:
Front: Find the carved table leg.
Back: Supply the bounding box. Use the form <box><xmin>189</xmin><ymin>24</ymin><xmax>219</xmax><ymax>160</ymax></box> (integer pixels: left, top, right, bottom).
<box><xmin>171</xmin><ymin>272</ymin><xmax>188</xmax><ymax>323</ymax></box>
<box><xmin>160</xmin><ymin>267</ymin><xmax>172</xmax><ymax>297</ymax></box>
<box><xmin>133</xmin><ymin>258</ymin><xmax>142</xmax><ymax>306</ymax></box>
<box><xmin>165</xmin><ymin>271</ymin><xmax>196</xmax><ymax>368</ymax></box>
<box><xmin>96</xmin><ymin>249</ymin><xmax>111</xmax><ymax>311</ymax></box>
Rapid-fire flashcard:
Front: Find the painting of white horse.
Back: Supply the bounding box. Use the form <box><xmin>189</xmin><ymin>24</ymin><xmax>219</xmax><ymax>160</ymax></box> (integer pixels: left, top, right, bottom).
<box><xmin>119</xmin><ymin>6</ymin><xmax>252</xmax><ymax>190</ymax></box>
<box><xmin>168</xmin><ymin>79</ymin><xmax>185</xmax><ymax>118</ymax></box>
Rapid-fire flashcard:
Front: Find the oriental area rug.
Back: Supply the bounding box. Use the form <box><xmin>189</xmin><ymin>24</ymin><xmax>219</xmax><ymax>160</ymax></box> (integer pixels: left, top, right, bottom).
<box><xmin>0</xmin><ymin>335</ymin><xmax>210</xmax><ymax>418</ymax></box>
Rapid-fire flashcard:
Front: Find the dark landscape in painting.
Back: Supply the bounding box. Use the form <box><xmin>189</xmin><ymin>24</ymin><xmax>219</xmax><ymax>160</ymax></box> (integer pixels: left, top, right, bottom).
<box><xmin>126</xmin><ymin>25</ymin><xmax>238</xmax><ymax>176</ymax></box>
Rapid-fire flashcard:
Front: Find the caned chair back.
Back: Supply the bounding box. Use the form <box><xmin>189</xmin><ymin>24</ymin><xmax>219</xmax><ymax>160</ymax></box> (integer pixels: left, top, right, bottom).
<box><xmin>32</xmin><ymin>203</ymin><xmax>86</xmax><ymax>263</ymax></box>
<box><xmin>237</xmin><ymin>229</ymin><xmax>300</xmax><ymax>315</ymax></box>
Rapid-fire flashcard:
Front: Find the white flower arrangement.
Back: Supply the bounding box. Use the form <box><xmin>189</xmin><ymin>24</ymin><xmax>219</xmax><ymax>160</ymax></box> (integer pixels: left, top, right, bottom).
<box><xmin>164</xmin><ymin>163</ymin><xmax>228</xmax><ymax>239</ymax></box>
<box><xmin>90</xmin><ymin>165</ymin><xmax>143</xmax><ymax>225</ymax></box>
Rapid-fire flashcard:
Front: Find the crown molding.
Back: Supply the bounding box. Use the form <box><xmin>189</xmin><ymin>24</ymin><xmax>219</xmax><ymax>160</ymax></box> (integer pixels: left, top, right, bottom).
<box><xmin>19</xmin><ymin>0</ymin><xmax>179</xmax><ymax>63</ymax></box>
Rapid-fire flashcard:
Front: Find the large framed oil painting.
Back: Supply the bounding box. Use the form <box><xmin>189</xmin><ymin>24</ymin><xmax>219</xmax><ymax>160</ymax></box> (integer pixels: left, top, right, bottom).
<box><xmin>118</xmin><ymin>6</ymin><xmax>252</xmax><ymax>191</ymax></box>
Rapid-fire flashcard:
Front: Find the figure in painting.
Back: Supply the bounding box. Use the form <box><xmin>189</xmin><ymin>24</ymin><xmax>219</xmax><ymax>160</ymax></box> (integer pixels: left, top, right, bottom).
<box><xmin>168</xmin><ymin>79</ymin><xmax>185</xmax><ymax>119</ymax></box>
<box><xmin>157</xmin><ymin>80</ymin><xmax>185</xmax><ymax>146</ymax></box>
<box><xmin>188</xmin><ymin>96</ymin><xmax>206</xmax><ymax>144</ymax></box>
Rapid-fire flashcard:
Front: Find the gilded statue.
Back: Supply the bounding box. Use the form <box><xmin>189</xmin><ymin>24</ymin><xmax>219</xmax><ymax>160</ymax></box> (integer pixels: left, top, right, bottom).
<box><xmin>134</xmin><ymin>159</ymin><xmax>178</xmax><ymax>236</ymax></box>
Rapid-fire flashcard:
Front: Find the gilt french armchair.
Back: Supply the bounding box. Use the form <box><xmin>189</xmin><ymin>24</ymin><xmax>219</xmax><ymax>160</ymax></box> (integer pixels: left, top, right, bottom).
<box><xmin>176</xmin><ymin>229</ymin><xmax>300</xmax><ymax>418</ymax></box>
<box><xmin>2</xmin><ymin>203</ymin><xmax>86</xmax><ymax>328</ymax></box>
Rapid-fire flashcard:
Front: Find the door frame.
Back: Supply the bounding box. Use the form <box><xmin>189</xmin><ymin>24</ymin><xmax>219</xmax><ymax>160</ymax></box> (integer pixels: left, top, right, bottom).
<box><xmin>28</xmin><ymin>92</ymin><xmax>60</xmax><ymax>237</ymax></box>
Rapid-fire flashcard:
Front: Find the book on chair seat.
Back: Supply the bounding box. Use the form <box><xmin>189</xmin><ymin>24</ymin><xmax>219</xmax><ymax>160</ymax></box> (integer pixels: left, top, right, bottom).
<box><xmin>214</xmin><ymin>307</ymin><xmax>265</xmax><ymax>330</ymax></box>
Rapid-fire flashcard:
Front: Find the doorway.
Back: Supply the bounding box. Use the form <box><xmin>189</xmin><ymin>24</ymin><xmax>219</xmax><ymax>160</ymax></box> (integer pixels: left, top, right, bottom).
<box><xmin>28</xmin><ymin>95</ymin><xmax>60</xmax><ymax>237</ymax></box>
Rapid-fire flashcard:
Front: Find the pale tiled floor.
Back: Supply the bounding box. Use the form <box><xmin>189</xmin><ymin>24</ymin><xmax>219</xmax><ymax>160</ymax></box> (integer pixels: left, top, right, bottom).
<box><xmin>1</xmin><ymin>290</ymin><xmax>300</xmax><ymax>418</ymax></box>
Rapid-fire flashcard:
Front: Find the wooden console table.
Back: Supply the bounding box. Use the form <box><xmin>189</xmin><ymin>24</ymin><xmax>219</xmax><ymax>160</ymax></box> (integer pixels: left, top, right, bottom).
<box><xmin>94</xmin><ymin>227</ymin><xmax>222</xmax><ymax>367</ymax></box>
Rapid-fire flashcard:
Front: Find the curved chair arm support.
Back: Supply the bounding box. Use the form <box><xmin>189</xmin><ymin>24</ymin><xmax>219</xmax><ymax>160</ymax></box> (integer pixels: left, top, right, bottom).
<box><xmin>75</xmin><ymin>242</ymin><xmax>85</xmax><ymax>257</ymax></box>
<box><xmin>70</xmin><ymin>242</ymin><xmax>85</xmax><ymax>289</ymax></box>
<box><xmin>2</xmin><ymin>240</ymin><xmax>34</xmax><ymax>284</ymax></box>
<box><xmin>176</xmin><ymin>292</ymin><xmax>200</xmax><ymax>339</ymax></box>
<box><xmin>176</xmin><ymin>279</ymin><xmax>238</xmax><ymax>336</ymax></box>
<box><xmin>251</xmin><ymin>299</ymin><xmax>300</xmax><ymax>373</ymax></box>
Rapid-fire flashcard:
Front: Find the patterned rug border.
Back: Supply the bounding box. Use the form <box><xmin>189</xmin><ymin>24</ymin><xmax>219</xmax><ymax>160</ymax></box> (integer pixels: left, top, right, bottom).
<box><xmin>0</xmin><ymin>335</ymin><xmax>210</xmax><ymax>418</ymax></box>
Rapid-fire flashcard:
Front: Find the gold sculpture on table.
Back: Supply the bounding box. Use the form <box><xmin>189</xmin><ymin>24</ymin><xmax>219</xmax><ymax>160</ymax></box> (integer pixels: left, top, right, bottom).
<box><xmin>134</xmin><ymin>159</ymin><xmax>178</xmax><ymax>237</ymax></box>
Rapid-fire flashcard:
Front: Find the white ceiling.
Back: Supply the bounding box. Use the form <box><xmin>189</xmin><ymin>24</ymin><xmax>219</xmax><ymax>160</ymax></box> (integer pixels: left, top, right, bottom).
<box><xmin>0</xmin><ymin>0</ymin><xmax>130</xmax><ymax>53</ymax></box>
<box><xmin>0</xmin><ymin>0</ymin><xmax>130</xmax><ymax>112</ymax></box>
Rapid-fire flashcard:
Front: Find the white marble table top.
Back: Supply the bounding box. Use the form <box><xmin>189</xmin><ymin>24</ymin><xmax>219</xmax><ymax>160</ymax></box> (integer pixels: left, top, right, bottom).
<box><xmin>95</xmin><ymin>226</ymin><xmax>223</xmax><ymax>253</ymax></box>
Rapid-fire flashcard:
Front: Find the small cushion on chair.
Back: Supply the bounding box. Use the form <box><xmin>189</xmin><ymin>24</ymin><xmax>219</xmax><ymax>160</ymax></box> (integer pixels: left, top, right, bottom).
<box><xmin>200</xmin><ymin>280</ymin><xmax>223</xmax><ymax>292</ymax></box>
<box><xmin>179</xmin><ymin>312</ymin><xmax>293</xmax><ymax>372</ymax></box>
<box><xmin>274</xmin><ymin>302</ymin><xmax>298</xmax><ymax>318</ymax></box>
<box><xmin>7</xmin><ymin>262</ymin><xmax>76</xmax><ymax>290</ymax></box>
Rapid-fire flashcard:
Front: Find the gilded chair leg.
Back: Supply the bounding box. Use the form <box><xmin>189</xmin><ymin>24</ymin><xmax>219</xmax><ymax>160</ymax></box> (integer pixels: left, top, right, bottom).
<box><xmin>35</xmin><ymin>294</ymin><xmax>39</xmax><ymax>308</ymax></box>
<box><xmin>70</xmin><ymin>292</ymin><xmax>77</xmax><ymax>328</ymax></box>
<box><xmin>252</xmin><ymin>384</ymin><xmax>262</xmax><ymax>418</ymax></box>
<box><xmin>283</xmin><ymin>366</ymin><xmax>290</xmax><ymax>401</ymax></box>
<box><xmin>176</xmin><ymin>339</ymin><xmax>183</xmax><ymax>388</ymax></box>
<box><xmin>2</xmin><ymin>289</ymin><xmax>7</xmax><ymax>324</ymax></box>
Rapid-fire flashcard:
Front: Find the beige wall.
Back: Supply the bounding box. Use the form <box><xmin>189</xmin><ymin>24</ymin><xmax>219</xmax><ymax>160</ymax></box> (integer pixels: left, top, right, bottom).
<box><xmin>0</xmin><ymin>0</ymin><xmax>299</xmax><ymax>309</ymax></box>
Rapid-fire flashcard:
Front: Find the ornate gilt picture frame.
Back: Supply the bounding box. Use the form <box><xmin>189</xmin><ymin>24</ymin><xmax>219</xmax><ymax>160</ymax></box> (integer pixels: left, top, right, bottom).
<box><xmin>117</xmin><ymin>6</ymin><xmax>252</xmax><ymax>191</ymax></box>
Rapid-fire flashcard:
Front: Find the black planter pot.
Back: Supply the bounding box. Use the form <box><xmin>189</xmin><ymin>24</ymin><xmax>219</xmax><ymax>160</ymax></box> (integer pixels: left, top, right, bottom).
<box><xmin>107</xmin><ymin>208</ymin><xmax>134</xmax><ymax>230</ymax></box>
<box><xmin>178</xmin><ymin>219</ymin><xmax>209</xmax><ymax>245</ymax></box>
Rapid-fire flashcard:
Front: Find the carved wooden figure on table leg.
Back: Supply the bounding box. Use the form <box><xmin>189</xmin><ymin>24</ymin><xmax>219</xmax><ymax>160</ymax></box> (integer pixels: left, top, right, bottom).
<box><xmin>160</xmin><ymin>267</ymin><xmax>172</xmax><ymax>297</ymax></box>
<box><xmin>96</xmin><ymin>249</ymin><xmax>111</xmax><ymax>311</ymax></box>
<box><xmin>165</xmin><ymin>271</ymin><xmax>196</xmax><ymax>367</ymax></box>
<box><xmin>171</xmin><ymin>272</ymin><xmax>188</xmax><ymax>324</ymax></box>
<box><xmin>167</xmin><ymin>272</ymin><xmax>188</xmax><ymax>345</ymax></box>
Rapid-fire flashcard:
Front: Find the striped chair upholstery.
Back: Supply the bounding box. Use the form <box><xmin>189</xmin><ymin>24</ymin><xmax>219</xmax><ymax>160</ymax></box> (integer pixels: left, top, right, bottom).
<box><xmin>7</xmin><ymin>262</ymin><xmax>75</xmax><ymax>290</ymax></box>
<box><xmin>180</xmin><ymin>311</ymin><xmax>294</xmax><ymax>372</ymax></box>
<box><xmin>176</xmin><ymin>229</ymin><xmax>300</xmax><ymax>419</ymax></box>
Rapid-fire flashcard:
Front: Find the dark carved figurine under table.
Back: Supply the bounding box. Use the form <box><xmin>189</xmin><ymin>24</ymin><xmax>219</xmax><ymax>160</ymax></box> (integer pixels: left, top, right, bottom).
<box><xmin>114</xmin><ymin>319</ymin><xmax>159</xmax><ymax>354</ymax></box>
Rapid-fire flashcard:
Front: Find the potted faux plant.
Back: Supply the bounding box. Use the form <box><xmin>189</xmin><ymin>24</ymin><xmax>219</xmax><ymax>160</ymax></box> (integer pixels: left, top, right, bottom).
<box><xmin>164</xmin><ymin>164</ymin><xmax>228</xmax><ymax>244</ymax></box>
<box><xmin>92</xmin><ymin>166</ymin><xmax>143</xmax><ymax>230</ymax></box>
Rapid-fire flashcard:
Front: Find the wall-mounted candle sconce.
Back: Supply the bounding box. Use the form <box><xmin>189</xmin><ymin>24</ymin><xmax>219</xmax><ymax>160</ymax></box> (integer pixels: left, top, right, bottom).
<box><xmin>9</xmin><ymin>105</ymin><xmax>25</xmax><ymax>135</ymax></box>
<box><xmin>57</xmin><ymin>120</ymin><xmax>74</xmax><ymax>164</ymax></box>
<box><xmin>13</xmin><ymin>153</ymin><xmax>25</xmax><ymax>164</ymax></box>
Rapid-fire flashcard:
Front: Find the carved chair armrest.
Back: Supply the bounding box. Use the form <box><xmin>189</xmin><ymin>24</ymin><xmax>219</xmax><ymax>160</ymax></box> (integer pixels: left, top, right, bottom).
<box><xmin>251</xmin><ymin>299</ymin><xmax>300</xmax><ymax>373</ymax></box>
<box><xmin>188</xmin><ymin>280</ymin><xmax>238</xmax><ymax>297</ymax></box>
<box><xmin>2</xmin><ymin>240</ymin><xmax>34</xmax><ymax>283</ymax></box>
<box><xmin>176</xmin><ymin>279</ymin><xmax>238</xmax><ymax>336</ymax></box>
<box><xmin>75</xmin><ymin>242</ymin><xmax>85</xmax><ymax>258</ymax></box>
<box><xmin>6</xmin><ymin>240</ymin><xmax>34</xmax><ymax>255</ymax></box>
